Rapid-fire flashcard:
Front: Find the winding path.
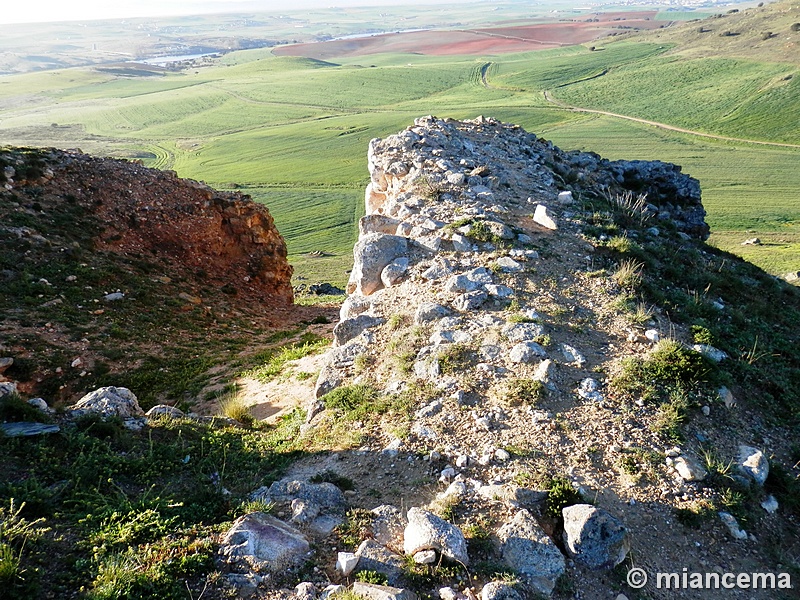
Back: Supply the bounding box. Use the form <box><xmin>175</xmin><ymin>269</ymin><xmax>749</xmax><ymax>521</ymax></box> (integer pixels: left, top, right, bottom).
<box><xmin>543</xmin><ymin>90</ymin><xmax>800</xmax><ymax>149</ymax></box>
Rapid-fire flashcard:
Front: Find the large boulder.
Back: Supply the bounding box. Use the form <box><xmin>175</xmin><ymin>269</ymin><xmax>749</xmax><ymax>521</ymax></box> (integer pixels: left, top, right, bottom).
<box><xmin>403</xmin><ymin>507</ymin><xmax>469</xmax><ymax>565</ymax></box>
<box><xmin>217</xmin><ymin>512</ymin><xmax>310</xmax><ymax>573</ymax></box>
<box><xmin>562</xmin><ymin>504</ymin><xmax>629</xmax><ymax>570</ymax></box>
<box><xmin>333</xmin><ymin>314</ymin><xmax>385</xmax><ymax>347</ymax></box>
<box><xmin>347</xmin><ymin>233</ymin><xmax>408</xmax><ymax>296</ymax></box>
<box><xmin>496</xmin><ymin>510</ymin><xmax>565</xmax><ymax>596</ymax></box>
<box><xmin>69</xmin><ymin>386</ymin><xmax>144</xmax><ymax>418</ymax></box>
<box><xmin>355</xmin><ymin>540</ymin><xmax>406</xmax><ymax>586</ymax></box>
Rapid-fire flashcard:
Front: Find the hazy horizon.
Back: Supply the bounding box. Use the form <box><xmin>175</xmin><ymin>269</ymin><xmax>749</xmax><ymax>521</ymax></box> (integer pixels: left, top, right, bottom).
<box><xmin>0</xmin><ymin>0</ymin><xmax>466</xmax><ymax>25</ymax></box>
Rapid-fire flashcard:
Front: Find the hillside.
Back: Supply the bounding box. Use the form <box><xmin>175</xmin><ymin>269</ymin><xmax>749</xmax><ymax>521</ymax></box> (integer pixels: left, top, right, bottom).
<box><xmin>0</xmin><ymin>146</ymin><xmax>305</xmax><ymax>406</ymax></box>
<box><xmin>627</xmin><ymin>0</ymin><xmax>800</xmax><ymax>62</ymax></box>
<box><xmin>2</xmin><ymin>119</ymin><xmax>798</xmax><ymax>599</ymax></box>
<box><xmin>1</xmin><ymin>8</ymin><xmax>798</xmax><ymax>285</ymax></box>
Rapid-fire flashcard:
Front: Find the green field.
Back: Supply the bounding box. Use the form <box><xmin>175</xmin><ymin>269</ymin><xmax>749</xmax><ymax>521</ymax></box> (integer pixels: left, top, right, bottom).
<box><xmin>1</xmin><ymin>32</ymin><xmax>798</xmax><ymax>285</ymax></box>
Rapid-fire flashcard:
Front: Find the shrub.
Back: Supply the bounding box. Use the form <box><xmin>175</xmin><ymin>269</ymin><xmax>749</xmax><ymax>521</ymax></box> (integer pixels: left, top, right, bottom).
<box><xmin>504</xmin><ymin>379</ymin><xmax>545</xmax><ymax>406</ymax></box>
<box><xmin>0</xmin><ymin>392</ymin><xmax>49</xmax><ymax>423</ymax></box>
<box><xmin>546</xmin><ymin>476</ymin><xmax>584</xmax><ymax>517</ymax></box>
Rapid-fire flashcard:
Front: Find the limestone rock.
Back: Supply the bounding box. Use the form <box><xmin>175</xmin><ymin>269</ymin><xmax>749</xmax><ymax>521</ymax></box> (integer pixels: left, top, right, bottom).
<box><xmin>738</xmin><ymin>445</ymin><xmax>769</xmax><ymax>486</ymax></box>
<box><xmin>382</xmin><ymin>257</ymin><xmax>410</xmax><ymax>288</ymax></box>
<box><xmin>415</xmin><ymin>302</ymin><xmax>451</xmax><ymax>325</ymax></box>
<box><xmin>718</xmin><ymin>511</ymin><xmax>748</xmax><ymax>540</ymax></box>
<box><xmin>256</xmin><ymin>479</ymin><xmax>347</xmax><ymax>514</ymax></box>
<box><xmin>562</xmin><ymin>504</ymin><xmax>629</xmax><ymax>570</ymax></box>
<box><xmin>497</xmin><ymin>509</ymin><xmax>565</xmax><ymax>596</ymax></box>
<box><xmin>361</xmin><ymin>214</ymin><xmax>401</xmax><ymax>236</ymax></box>
<box><xmin>509</xmin><ymin>341</ymin><xmax>547</xmax><ymax>364</ymax></box>
<box><xmin>480</xmin><ymin>582</ymin><xmax>523</xmax><ymax>600</ymax></box>
<box><xmin>295</xmin><ymin>582</ymin><xmax>318</xmax><ymax>600</ymax></box>
<box><xmin>355</xmin><ymin>540</ymin><xmax>406</xmax><ymax>586</ymax></box>
<box><xmin>561</xmin><ymin>344</ymin><xmax>586</xmax><ymax>366</ymax></box>
<box><xmin>347</xmin><ymin>233</ymin><xmax>408</xmax><ymax>296</ymax></box>
<box><xmin>340</xmin><ymin>295</ymin><xmax>372</xmax><ymax>321</ymax></box>
<box><xmin>0</xmin><ymin>422</ymin><xmax>61</xmax><ymax>437</ymax></box>
<box><xmin>533</xmin><ymin>204</ymin><xmax>558</xmax><ymax>230</ymax></box>
<box><xmin>352</xmin><ymin>582</ymin><xmax>418</xmax><ymax>600</ymax></box>
<box><xmin>454</xmin><ymin>290</ymin><xmax>488</xmax><ymax>312</ymax></box>
<box><xmin>70</xmin><ymin>386</ymin><xmax>144</xmax><ymax>418</ymax></box>
<box><xmin>218</xmin><ymin>512</ymin><xmax>310</xmax><ymax>573</ymax></box>
<box><xmin>145</xmin><ymin>404</ymin><xmax>185</xmax><ymax>418</ymax></box>
<box><xmin>403</xmin><ymin>507</ymin><xmax>469</xmax><ymax>564</ymax></box>
<box><xmin>334</xmin><ymin>314</ymin><xmax>386</xmax><ymax>347</ymax></box>
<box><xmin>0</xmin><ymin>381</ymin><xmax>17</xmax><ymax>398</ymax></box>
<box><xmin>502</xmin><ymin>322</ymin><xmax>545</xmax><ymax>342</ymax></box>
<box><xmin>0</xmin><ymin>357</ymin><xmax>13</xmax><ymax>374</ymax></box>
<box><xmin>315</xmin><ymin>365</ymin><xmax>343</xmax><ymax>399</ymax></box>
<box><xmin>673</xmin><ymin>455</ymin><xmax>707</xmax><ymax>482</ymax></box>
<box><xmin>494</xmin><ymin>257</ymin><xmax>522</xmax><ymax>273</ymax></box>
<box><xmin>372</xmin><ymin>505</ymin><xmax>407</xmax><ymax>553</ymax></box>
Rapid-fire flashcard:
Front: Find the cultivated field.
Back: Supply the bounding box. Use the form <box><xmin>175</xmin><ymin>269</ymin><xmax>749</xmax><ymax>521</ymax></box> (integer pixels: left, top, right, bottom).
<box><xmin>1</xmin><ymin>2</ymin><xmax>798</xmax><ymax>284</ymax></box>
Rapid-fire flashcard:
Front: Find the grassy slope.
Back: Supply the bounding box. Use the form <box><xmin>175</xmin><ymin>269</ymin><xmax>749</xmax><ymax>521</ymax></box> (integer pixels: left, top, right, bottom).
<box><xmin>0</xmin><ymin>22</ymin><xmax>798</xmax><ymax>282</ymax></box>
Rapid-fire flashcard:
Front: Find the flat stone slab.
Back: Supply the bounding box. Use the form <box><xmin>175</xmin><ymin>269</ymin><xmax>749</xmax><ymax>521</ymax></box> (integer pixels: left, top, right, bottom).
<box><xmin>0</xmin><ymin>422</ymin><xmax>60</xmax><ymax>437</ymax></box>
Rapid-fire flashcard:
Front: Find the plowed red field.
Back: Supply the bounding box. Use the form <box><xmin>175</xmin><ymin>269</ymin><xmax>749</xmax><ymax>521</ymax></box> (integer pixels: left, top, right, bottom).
<box><xmin>273</xmin><ymin>12</ymin><xmax>661</xmax><ymax>59</ymax></box>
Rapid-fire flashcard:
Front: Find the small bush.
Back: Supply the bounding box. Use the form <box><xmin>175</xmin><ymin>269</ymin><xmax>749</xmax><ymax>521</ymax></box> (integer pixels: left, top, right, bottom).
<box><xmin>437</xmin><ymin>344</ymin><xmax>473</xmax><ymax>374</ymax></box>
<box><xmin>309</xmin><ymin>470</ymin><xmax>354</xmax><ymax>491</ymax></box>
<box><xmin>0</xmin><ymin>392</ymin><xmax>49</xmax><ymax>423</ymax></box>
<box><xmin>504</xmin><ymin>379</ymin><xmax>545</xmax><ymax>406</ymax></box>
<box><xmin>546</xmin><ymin>476</ymin><xmax>584</xmax><ymax>517</ymax></box>
<box><xmin>335</xmin><ymin>508</ymin><xmax>373</xmax><ymax>550</ymax></box>
<box><xmin>676</xmin><ymin>499</ymin><xmax>716</xmax><ymax>528</ymax></box>
<box><xmin>355</xmin><ymin>570</ymin><xmax>388</xmax><ymax>585</ymax></box>
<box><xmin>613</xmin><ymin>339</ymin><xmax>715</xmax><ymax>403</ymax></box>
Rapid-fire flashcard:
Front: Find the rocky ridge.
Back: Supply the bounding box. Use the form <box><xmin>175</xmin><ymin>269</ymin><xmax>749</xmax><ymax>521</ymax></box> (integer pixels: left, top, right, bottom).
<box><xmin>259</xmin><ymin>117</ymin><xmax>796</xmax><ymax>600</ymax></box>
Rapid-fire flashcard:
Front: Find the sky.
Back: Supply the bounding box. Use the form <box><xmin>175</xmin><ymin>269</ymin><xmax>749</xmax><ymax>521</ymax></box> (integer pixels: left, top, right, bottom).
<box><xmin>0</xmin><ymin>0</ymin><xmax>448</xmax><ymax>25</ymax></box>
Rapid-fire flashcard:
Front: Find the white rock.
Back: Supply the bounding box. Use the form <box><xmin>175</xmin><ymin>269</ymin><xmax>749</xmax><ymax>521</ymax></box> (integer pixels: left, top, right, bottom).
<box><xmin>455</xmin><ymin>455</ymin><xmax>469</xmax><ymax>468</ymax></box>
<box><xmin>403</xmin><ymin>507</ymin><xmax>468</xmax><ymax>564</ymax></box>
<box><xmin>738</xmin><ymin>445</ymin><xmax>769</xmax><ymax>486</ymax></box>
<box><xmin>761</xmin><ymin>495</ymin><xmax>779</xmax><ymax>514</ymax></box>
<box><xmin>562</xmin><ymin>504</ymin><xmax>629</xmax><ymax>569</ymax></box>
<box><xmin>692</xmin><ymin>344</ymin><xmax>728</xmax><ymax>362</ymax></box>
<box><xmin>557</xmin><ymin>191</ymin><xmax>573</xmax><ymax>203</ymax></box>
<box><xmin>719</xmin><ymin>386</ymin><xmax>736</xmax><ymax>408</ymax></box>
<box><xmin>440</xmin><ymin>467</ymin><xmax>456</xmax><ymax>482</ymax></box>
<box><xmin>413</xmin><ymin>550</ymin><xmax>437</xmax><ymax>565</ymax></box>
<box><xmin>533</xmin><ymin>204</ymin><xmax>558</xmax><ymax>230</ymax></box>
<box><xmin>495</xmin><ymin>257</ymin><xmax>523</xmax><ymax>273</ymax></box>
<box><xmin>321</xmin><ymin>585</ymin><xmax>346</xmax><ymax>600</ymax></box>
<box><xmin>509</xmin><ymin>341</ymin><xmax>547</xmax><ymax>364</ymax></box>
<box><xmin>561</xmin><ymin>344</ymin><xmax>586</xmax><ymax>366</ymax></box>
<box><xmin>718</xmin><ymin>511</ymin><xmax>748</xmax><ymax>540</ymax></box>
<box><xmin>673</xmin><ymin>456</ymin><xmax>708</xmax><ymax>482</ymax></box>
<box><xmin>70</xmin><ymin>386</ymin><xmax>144</xmax><ymax>418</ymax></box>
<box><xmin>494</xmin><ymin>449</ymin><xmax>511</xmax><ymax>462</ymax></box>
<box><xmin>497</xmin><ymin>509</ymin><xmax>565</xmax><ymax>595</ymax></box>
<box><xmin>644</xmin><ymin>329</ymin><xmax>660</xmax><ymax>343</ymax></box>
<box><xmin>577</xmin><ymin>378</ymin><xmax>603</xmax><ymax>402</ymax></box>
<box><xmin>337</xmin><ymin>551</ymin><xmax>359</xmax><ymax>576</ymax></box>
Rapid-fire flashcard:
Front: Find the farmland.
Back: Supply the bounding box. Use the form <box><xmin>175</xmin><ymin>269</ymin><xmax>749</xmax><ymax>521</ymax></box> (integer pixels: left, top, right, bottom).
<box><xmin>1</xmin><ymin>2</ymin><xmax>799</xmax><ymax>285</ymax></box>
